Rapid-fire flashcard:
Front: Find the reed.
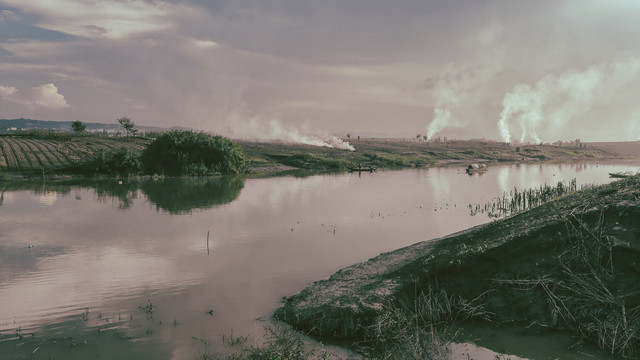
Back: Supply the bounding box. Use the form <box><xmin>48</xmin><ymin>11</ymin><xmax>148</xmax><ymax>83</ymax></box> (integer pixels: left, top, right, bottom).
<box><xmin>469</xmin><ymin>178</ymin><xmax>578</xmax><ymax>218</ymax></box>
<box><xmin>356</xmin><ymin>284</ymin><xmax>492</xmax><ymax>360</ymax></box>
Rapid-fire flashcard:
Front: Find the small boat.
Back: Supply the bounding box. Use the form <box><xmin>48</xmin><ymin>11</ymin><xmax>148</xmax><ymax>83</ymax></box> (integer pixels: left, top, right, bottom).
<box><xmin>609</xmin><ymin>171</ymin><xmax>635</xmax><ymax>178</ymax></box>
<box><xmin>466</xmin><ymin>163</ymin><xmax>488</xmax><ymax>174</ymax></box>
<box><xmin>349</xmin><ymin>164</ymin><xmax>377</xmax><ymax>172</ymax></box>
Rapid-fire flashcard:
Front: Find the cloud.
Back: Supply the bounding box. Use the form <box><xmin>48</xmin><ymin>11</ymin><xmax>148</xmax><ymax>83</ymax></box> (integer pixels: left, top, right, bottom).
<box><xmin>194</xmin><ymin>39</ymin><xmax>219</xmax><ymax>49</ymax></box>
<box><xmin>0</xmin><ymin>84</ymin><xmax>17</xmax><ymax>97</ymax></box>
<box><xmin>0</xmin><ymin>83</ymin><xmax>69</xmax><ymax>109</ymax></box>
<box><xmin>2</xmin><ymin>1</ymin><xmax>640</xmax><ymax>142</ymax></box>
<box><xmin>0</xmin><ymin>0</ymin><xmax>175</xmax><ymax>39</ymax></box>
<box><xmin>31</xmin><ymin>83</ymin><xmax>69</xmax><ymax>109</ymax></box>
<box><xmin>0</xmin><ymin>9</ymin><xmax>20</xmax><ymax>23</ymax></box>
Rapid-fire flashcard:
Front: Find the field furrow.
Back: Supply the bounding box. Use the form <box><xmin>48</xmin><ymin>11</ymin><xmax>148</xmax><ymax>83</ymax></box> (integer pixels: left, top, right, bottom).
<box><xmin>1</xmin><ymin>135</ymin><xmax>150</xmax><ymax>173</ymax></box>
<box><xmin>0</xmin><ymin>138</ymin><xmax>20</xmax><ymax>169</ymax></box>
<box><xmin>64</xmin><ymin>142</ymin><xmax>96</xmax><ymax>163</ymax></box>
<box><xmin>19</xmin><ymin>139</ymin><xmax>50</xmax><ymax>168</ymax></box>
<box><xmin>23</xmin><ymin>139</ymin><xmax>65</xmax><ymax>168</ymax></box>
<box><xmin>0</xmin><ymin>139</ymin><xmax>8</xmax><ymax>168</ymax></box>
<box><xmin>3</xmin><ymin>137</ymin><xmax>33</xmax><ymax>169</ymax></box>
<box><xmin>30</xmin><ymin>139</ymin><xmax>71</xmax><ymax>167</ymax></box>
<box><xmin>8</xmin><ymin>138</ymin><xmax>42</xmax><ymax>169</ymax></box>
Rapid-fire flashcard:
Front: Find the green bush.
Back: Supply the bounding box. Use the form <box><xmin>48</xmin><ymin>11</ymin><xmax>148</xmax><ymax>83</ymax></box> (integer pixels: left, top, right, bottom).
<box><xmin>89</xmin><ymin>148</ymin><xmax>142</xmax><ymax>175</ymax></box>
<box><xmin>140</xmin><ymin>131</ymin><xmax>245</xmax><ymax>176</ymax></box>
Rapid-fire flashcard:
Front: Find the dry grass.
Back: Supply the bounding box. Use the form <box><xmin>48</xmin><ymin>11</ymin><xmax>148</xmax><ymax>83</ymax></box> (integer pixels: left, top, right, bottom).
<box><xmin>494</xmin><ymin>212</ymin><xmax>640</xmax><ymax>357</ymax></box>
<box><xmin>356</xmin><ymin>283</ymin><xmax>493</xmax><ymax>360</ymax></box>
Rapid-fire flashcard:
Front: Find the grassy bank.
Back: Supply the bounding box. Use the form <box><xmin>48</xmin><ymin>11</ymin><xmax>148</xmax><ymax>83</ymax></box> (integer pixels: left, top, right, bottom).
<box><xmin>275</xmin><ymin>175</ymin><xmax>640</xmax><ymax>358</ymax></box>
<box><xmin>238</xmin><ymin>138</ymin><xmax>621</xmax><ymax>173</ymax></box>
<box><xmin>0</xmin><ymin>133</ymin><xmax>633</xmax><ymax>180</ymax></box>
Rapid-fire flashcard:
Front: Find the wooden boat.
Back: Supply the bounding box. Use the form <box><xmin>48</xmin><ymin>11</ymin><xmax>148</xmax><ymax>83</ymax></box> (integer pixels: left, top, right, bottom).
<box><xmin>466</xmin><ymin>163</ymin><xmax>488</xmax><ymax>174</ymax></box>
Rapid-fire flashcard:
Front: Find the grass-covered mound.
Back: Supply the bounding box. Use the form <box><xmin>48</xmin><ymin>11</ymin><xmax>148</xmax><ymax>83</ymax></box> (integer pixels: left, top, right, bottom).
<box><xmin>276</xmin><ymin>175</ymin><xmax>640</xmax><ymax>358</ymax></box>
<box><xmin>141</xmin><ymin>131</ymin><xmax>245</xmax><ymax>176</ymax></box>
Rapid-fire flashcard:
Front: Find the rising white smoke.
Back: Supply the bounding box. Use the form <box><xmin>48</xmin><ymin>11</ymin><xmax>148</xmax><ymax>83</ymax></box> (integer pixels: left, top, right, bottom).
<box><xmin>426</xmin><ymin>20</ymin><xmax>505</xmax><ymax>140</ymax></box>
<box><xmin>498</xmin><ymin>58</ymin><xmax>640</xmax><ymax>143</ymax></box>
<box><xmin>426</xmin><ymin>81</ymin><xmax>459</xmax><ymax>140</ymax></box>
<box><xmin>223</xmin><ymin>112</ymin><xmax>355</xmax><ymax>151</ymax></box>
<box><xmin>426</xmin><ymin>63</ymin><xmax>503</xmax><ymax>141</ymax></box>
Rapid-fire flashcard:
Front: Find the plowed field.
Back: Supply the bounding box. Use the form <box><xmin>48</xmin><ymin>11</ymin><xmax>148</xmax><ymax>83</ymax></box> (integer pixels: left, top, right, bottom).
<box><xmin>0</xmin><ymin>135</ymin><xmax>149</xmax><ymax>171</ymax></box>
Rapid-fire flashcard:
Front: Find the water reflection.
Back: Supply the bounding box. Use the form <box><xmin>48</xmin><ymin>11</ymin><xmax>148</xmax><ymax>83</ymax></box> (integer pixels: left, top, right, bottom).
<box><xmin>0</xmin><ymin>176</ymin><xmax>246</xmax><ymax>214</ymax></box>
<box><xmin>0</xmin><ymin>162</ymin><xmax>637</xmax><ymax>360</ymax></box>
<box><xmin>142</xmin><ymin>177</ymin><xmax>244</xmax><ymax>214</ymax></box>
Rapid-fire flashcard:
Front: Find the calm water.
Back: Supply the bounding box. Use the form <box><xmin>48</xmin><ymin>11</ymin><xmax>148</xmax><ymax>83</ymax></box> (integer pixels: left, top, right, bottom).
<box><xmin>0</xmin><ymin>161</ymin><xmax>636</xmax><ymax>359</ymax></box>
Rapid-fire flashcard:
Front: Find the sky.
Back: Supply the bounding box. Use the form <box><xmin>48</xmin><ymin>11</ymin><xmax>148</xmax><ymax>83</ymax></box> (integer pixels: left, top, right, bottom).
<box><xmin>1</xmin><ymin>0</ymin><xmax>640</xmax><ymax>144</ymax></box>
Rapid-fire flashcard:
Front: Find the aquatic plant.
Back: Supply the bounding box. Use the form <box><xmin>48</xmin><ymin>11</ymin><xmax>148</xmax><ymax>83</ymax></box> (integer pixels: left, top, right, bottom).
<box><xmin>469</xmin><ymin>178</ymin><xmax>579</xmax><ymax>218</ymax></box>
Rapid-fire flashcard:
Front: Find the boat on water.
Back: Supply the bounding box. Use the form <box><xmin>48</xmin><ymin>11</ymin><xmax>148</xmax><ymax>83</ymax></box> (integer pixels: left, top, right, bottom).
<box><xmin>349</xmin><ymin>163</ymin><xmax>377</xmax><ymax>172</ymax></box>
<box><xmin>609</xmin><ymin>171</ymin><xmax>636</xmax><ymax>178</ymax></box>
<box><xmin>466</xmin><ymin>163</ymin><xmax>488</xmax><ymax>174</ymax></box>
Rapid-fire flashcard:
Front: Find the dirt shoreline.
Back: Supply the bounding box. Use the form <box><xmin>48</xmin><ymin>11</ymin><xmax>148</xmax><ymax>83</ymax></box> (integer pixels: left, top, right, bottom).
<box><xmin>275</xmin><ymin>175</ymin><xmax>640</xmax><ymax>356</ymax></box>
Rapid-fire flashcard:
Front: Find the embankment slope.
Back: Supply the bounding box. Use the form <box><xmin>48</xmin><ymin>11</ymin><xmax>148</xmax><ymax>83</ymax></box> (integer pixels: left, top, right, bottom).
<box><xmin>275</xmin><ymin>175</ymin><xmax>640</xmax><ymax>354</ymax></box>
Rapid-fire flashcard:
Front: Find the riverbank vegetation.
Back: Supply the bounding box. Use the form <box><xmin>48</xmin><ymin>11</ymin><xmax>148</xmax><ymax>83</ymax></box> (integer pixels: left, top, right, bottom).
<box><xmin>276</xmin><ymin>175</ymin><xmax>640</xmax><ymax>358</ymax></box>
<box><xmin>140</xmin><ymin>131</ymin><xmax>246</xmax><ymax>176</ymax></box>
<box><xmin>0</xmin><ymin>130</ymin><xmax>635</xmax><ymax>180</ymax></box>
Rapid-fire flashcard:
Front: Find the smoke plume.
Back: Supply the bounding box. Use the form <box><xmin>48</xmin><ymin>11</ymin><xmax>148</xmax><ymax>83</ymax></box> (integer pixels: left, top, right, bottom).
<box><xmin>498</xmin><ymin>58</ymin><xmax>640</xmax><ymax>143</ymax></box>
<box><xmin>224</xmin><ymin>112</ymin><xmax>355</xmax><ymax>151</ymax></box>
<box><xmin>426</xmin><ymin>82</ymin><xmax>459</xmax><ymax>140</ymax></box>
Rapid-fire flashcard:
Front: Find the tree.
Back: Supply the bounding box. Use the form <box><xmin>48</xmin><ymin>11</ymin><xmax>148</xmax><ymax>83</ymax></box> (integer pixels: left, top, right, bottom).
<box><xmin>71</xmin><ymin>120</ymin><xmax>86</xmax><ymax>135</ymax></box>
<box><xmin>117</xmin><ymin>116</ymin><xmax>137</xmax><ymax>136</ymax></box>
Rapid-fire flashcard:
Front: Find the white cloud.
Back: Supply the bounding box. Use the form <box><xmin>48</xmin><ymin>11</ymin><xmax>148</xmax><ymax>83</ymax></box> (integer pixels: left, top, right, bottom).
<box><xmin>194</xmin><ymin>39</ymin><xmax>219</xmax><ymax>49</ymax></box>
<box><xmin>0</xmin><ymin>83</ymin><xmax>69</xmax><ymax>109</ymax></box>
<box><xmin>0</xmin><ymin>85</ymin><xmax>18</xmax><ymax>97</ymax></box>
<box><xmin>31</xmin><ymin>83</ymin><xmax>69</xmax><ymax>109</ymax></box>
<box><xmin>1</xmin><ymin>0</ymin><xmax>175</xmax><ymax>39</ymax></box>
<box><xmin>0</xmin><ymin>9</ymin><xmax>20</xmax><ymax>23</ymax></box>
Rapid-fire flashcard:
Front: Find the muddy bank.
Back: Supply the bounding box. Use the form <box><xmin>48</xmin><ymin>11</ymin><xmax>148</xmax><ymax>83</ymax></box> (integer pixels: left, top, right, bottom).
<box><xmin>275</xmin><ymin>175</ymin><xmax>640</xmax><ymax>355</ymax></box>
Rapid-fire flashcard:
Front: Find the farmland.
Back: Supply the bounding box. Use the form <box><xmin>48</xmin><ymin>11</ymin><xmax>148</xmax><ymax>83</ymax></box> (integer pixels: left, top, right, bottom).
<box><xmin>0</xmin><ymin>134</ymin><xmax>149</xmax><ymax>173</ymax></box>
<box><xmin>1</xmin><ymin>131</ymin><xmax>637</xmax><ymax>180</ymax></box>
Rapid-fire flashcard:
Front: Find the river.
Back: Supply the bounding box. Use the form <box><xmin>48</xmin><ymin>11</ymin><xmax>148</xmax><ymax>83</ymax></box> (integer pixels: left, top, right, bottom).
<box><xmin>0</xmin><ymin>161</ymin><xmax>637</xmax><ymax>359</ymax></box>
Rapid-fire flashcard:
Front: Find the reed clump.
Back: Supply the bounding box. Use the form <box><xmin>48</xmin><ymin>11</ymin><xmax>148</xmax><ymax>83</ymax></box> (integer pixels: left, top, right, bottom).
<box><xmin>495</xmin><ymin>212</ymin><xmax>640</xmax><ymax>357</ymax></box>
<box><xmin>470</xmin><ymin>178</ymin><xmax>579</xmax><ymax>218</ymax></box>
<box><xmin>355</xmin><ymin>284</ymin><xmax>492</xmax><ymax>359</ymax></box>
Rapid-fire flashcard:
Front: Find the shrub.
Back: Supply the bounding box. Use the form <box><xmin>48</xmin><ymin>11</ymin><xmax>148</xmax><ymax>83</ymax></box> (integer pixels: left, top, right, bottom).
<box><xmin>140</xmin><ymin>131</ymin><xmax>245</xmax><ymax>176</ymax></box>
<box><xmin>89</xmin><ymin>148</ymin><xmax>142</xmax><ymax>175</ymax></box>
